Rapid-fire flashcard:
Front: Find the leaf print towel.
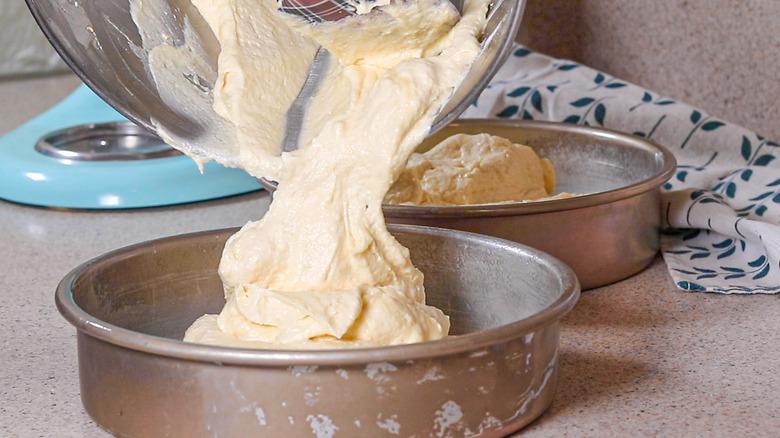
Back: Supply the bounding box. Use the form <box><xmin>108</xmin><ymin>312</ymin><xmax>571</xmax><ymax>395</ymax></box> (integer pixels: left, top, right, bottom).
<box><xmin>462</xmin><ymin>44</ymin><xmax>780</xmax><ymax>294</ymax></box>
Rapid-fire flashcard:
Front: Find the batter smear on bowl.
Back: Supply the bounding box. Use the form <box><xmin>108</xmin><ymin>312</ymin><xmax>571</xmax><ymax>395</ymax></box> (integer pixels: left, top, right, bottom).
<box><xmin>137</xmin><ymin>0</ymin><xmax>493</xmax><ymax>348</ymax></box>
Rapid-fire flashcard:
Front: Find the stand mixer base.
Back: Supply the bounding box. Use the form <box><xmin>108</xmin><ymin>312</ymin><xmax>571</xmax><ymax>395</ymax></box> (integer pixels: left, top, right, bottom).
<box><xmin>0</xmin><ymin>84</ymin><xmax>261</xmax><ymax>209</ymax></box>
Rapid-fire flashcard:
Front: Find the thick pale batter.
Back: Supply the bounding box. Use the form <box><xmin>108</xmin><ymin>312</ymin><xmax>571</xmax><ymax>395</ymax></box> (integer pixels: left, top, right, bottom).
<box><xmin>385</xmin><ymin>133</ymin><xmax>557</xmax><ymax>206</ymax></box>
<box><xmin>157</xmin><ymin>0</ymin><xmax>493</xmax><ymax>348</ymax></box>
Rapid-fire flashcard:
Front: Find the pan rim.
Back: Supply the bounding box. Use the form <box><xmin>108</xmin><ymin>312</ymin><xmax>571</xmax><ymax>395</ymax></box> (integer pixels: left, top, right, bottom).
<box><xmin>56</xmin><ymin>224</ymin><xmax>580</xmax><ymax>367</ymax></box>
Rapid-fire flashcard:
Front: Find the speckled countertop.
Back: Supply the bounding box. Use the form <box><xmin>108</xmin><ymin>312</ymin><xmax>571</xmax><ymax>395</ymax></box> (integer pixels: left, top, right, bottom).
<box><xmin>1</xmin><ymin>75</ymin><xmax>778</xmax><ymax>438</ymax></box>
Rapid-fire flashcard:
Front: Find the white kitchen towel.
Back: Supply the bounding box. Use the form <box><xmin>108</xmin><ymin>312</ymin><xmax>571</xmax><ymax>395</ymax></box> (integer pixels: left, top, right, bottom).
<box><xmin>462</xmin><ymin>44</ymin><xmax>780</xmax><ymax>294</ymax></box>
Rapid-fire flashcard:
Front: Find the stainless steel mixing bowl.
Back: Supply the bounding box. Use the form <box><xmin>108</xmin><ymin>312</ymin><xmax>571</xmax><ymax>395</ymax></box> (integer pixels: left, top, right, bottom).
<box><xmin>26</xmin><ymin>0</ymin><xmax>525</xmax><ymax>156</ymax></box>
<box><xmin>262</xmin><ymin>119</ymin><xmax>677</xmax><ymax>290</ymax></box>
<box><xmin>56</xmin><ymin>225</ymin><xmax>579</xmax><ymax>438</ymax></box>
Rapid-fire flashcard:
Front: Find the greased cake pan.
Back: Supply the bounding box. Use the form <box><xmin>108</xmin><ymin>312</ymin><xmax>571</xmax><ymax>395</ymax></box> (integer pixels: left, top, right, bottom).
<box><xmin>262</xmin><ymin>119</ymin><xmax>676</xmax><ymax>289</ymax></box>
<box><xmin>56</xmin><ymin>225</ymin><xmax>579</xmax><ymax>437</ymax></box>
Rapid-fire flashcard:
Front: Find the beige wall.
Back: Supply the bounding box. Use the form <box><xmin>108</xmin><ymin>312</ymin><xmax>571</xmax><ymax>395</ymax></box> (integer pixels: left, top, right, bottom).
<box><xmin>517</xmin><ymin>0</ymin><xmax>780</xmax><ymax>140</ymax></box>
<box><xmin>0</xmin><ymin>3</ymin><xmax>66</xmax><ymax>78</ymax></box>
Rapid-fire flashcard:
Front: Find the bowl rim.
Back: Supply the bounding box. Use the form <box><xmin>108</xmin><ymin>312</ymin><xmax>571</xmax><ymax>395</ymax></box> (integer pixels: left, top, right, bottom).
<box><xmin>56</xmin><ymin>224</ymin><xmax>580</xmax><ymax>366</ymax></box>
<box><xmin>260</xmin><ymin>119</ymin><xmax>677</xmax><ymax>218</ymax></box>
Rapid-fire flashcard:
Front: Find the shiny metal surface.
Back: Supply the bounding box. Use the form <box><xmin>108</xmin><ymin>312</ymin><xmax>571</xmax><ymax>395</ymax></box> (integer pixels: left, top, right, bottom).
<box><xmin>261</xmin><ymin>120</ymin><xmax>677</xmax><ymax>289</ymax></box>
<box><xmin>278</xmin><ymin>0</ymin><xmax>464</xmax><ymax>24</ymax></box>
<box><xmin>26</xmin><ymin>0</ymin><xmax>524</xmax><ymax>157</ymax></box>
<box><xmin>57</xmin><ymin>225</ymin><xmax>579</xmax><ymax>438</ymax></box>
<box><xmin>433</xmin><ymin>0</ymin><xmax>525</xmax><ymax>134</ymax></box>
<box><xmin>35</xmin><ymin>121</ymin><xmax>179</xmax><ymax>161</ymax></box>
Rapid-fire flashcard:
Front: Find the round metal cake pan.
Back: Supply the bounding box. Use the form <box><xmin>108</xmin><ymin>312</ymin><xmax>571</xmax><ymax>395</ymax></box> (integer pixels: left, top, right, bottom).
<box><xmin>56</xmin><ymin>225</ymin><xmax>579</xmax><ymax>438</ymax></box>
<box><xmin>262</xmin><ymin>119</ymin><xmax>676</xmax><ymax>289</ymax></box>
